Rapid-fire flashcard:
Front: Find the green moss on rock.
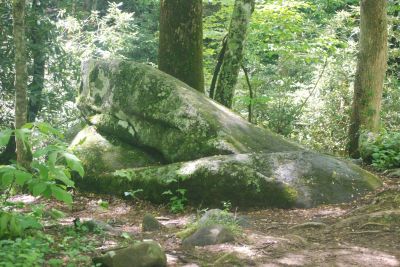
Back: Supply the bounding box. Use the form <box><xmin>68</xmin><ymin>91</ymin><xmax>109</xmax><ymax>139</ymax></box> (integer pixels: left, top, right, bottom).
<box><xmin>74</xmin><ymin>151</ymin><xmax>381</xmax><ymax>208</ymax></box>
<box><xmin>78</xmin><ymin>59</ymin><xmax>300</xmax><ymax>163</ymax></box>
<box><xmin>70</xmin><ymin>126</ymin><xmax>160</xmax><ymax>176</ymax></box>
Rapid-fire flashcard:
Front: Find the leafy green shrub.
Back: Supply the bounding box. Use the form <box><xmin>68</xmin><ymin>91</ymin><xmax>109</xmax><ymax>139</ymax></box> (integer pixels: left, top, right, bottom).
<box><xmin>162</xmin><ymin>188</ymin><xmax>187</xmax><ymax>214</ymax></box>
<box><xmin>0</xmin><ymin>122</ymin><xmax>84</xmax><ymax>238</ymax></box>
<box><xmin>0</xmin><ymin>228</ymin><xmax>98</xmax><ymax>266</ymax></box>
<box><xmin>0</xmin><ymin>123</ymin><xmax>83</xmax><ymax>204</ymax></box>
<box><xmin>0</xmin><ymin>236</ymin><xmax>50</xmax><ymax>266</ymax></box>
<box><xmin>360</xmin><ymin>131</ymin><xmax>400</xmax><ymax>170</ymax></box>
<box><xmin>0</xmin><ymin>211</ymin><xmax>42</xmax><ymax>239</ymax></box>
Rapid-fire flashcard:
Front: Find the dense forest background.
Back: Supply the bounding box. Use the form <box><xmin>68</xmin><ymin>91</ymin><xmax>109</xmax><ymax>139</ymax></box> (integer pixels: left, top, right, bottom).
<box><xmin>1</xmin><ymin>0</ymin><xmax>399</xmax><ymax>156</ymax></box>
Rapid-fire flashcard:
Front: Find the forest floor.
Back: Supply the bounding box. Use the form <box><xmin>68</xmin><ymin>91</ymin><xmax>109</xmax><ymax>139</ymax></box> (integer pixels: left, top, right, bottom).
<box><xmin>13</xmin><ymin>172</ymin><xmax>400</xmax><ymax>266</ymax></box>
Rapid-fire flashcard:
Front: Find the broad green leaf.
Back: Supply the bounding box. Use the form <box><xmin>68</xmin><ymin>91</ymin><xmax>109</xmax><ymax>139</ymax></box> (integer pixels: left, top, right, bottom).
<box><xmin>0</xmin><ymin>165</ymin><xmax>16</xmax><ymax>174</ymax></box>
<box><xmin>33</xmin><ymin>148</ymin><xmax>50</xmax><ymax>158</ymax></box>
<box><xmin>64</xmin><ymin>169</ymin><xmax>71</xmax><ymax>179</ymax></box>
<box><xmin>41</xmin><ymin>185</ymin><xmax>52</xmax><ymax>198</ymax></box>
<box><xmin>1</xmin><ymin>172</ymin><xmax>14</xmax><ymax>187</ymax></box>
<box><xmin>36</xmin><ymin>122</ymin><xmax>64</xmax><ymax>138</ymax></box>
<box><xmin>14</xmin><ymin>170</ymin><xmax>33</xmax><ymax>186</ymax></box>
<box><xmin>0</xmin><ymin>212</ymin><xmax>11</xmax><ymax>237</ymax></box>
<box><xmin>14</xmin><ymin>128</ymin><xmax>31</xmax><ymax>145</ymax></box>
<box><xmin>51</xmin><ymin>168</ymin><xmax>75</xmax><ymax>187</ymax></box>
<box><xmin>8</xmin><ymin>214</ymin><xmax>22</xmax><ymax>237</ymax></box>
<box><xmin>33</xmin><ymin>145</ymin><xmax>61</xmax><ymax>158</ymax></box>
<box><xmin>0</xmin><ymin>129</ymin><xmax>12</xmax><ymax>147</ymax></box>
<box><xmin>162</xmin><ymin>190</ymin><xmax>173</xmax><ymax>195</ymax></box>
<box><xmin>176</xmin><ymin>188</ymin><xmax>187</xmax><ymax>195</ymax></box>
<box><xmin>114</xmin><ymin>169</ymin><xmax>133</xmax><ymax>180</ymax></box>
<box><xmin>22</xmin><ymin>123</ymin><xmax>34</xmax><ymax>129</ymax></box>
<box><xmin>48</xmin><ymin>208</ymin><xmax>66</xmax><ymax>219</ymax></box>
<box><xmin>32</xmin><ymin>182</ymin><xmax>48</xmax><ymax>196</ymax></box>
<box><xmin>18</xmin><ymin>215</ymin><xmax>42</xmax><ymax>230</ymax></box>
<box><xmin>62</xmin><ymin>152</ymin><xmax>84</xmax><ymax>177</ymax></box>
<box><xmin>121</xmin><ymin>232</ymin><xmax>131</xmax><ymax>239</ymax></box>
<box><xmin>31</xmin><ymin>161</ymin><xmax>49</xmax><ymax>180</ymax></box>
<box><xmin>51</xmin><ymin>185</ymin><xmax>73</xmax><ymax>204</ymax></box>
<box><xmin>48</xmin><ymin>151</ymin><xmax>59</xmax><ymax>168</ymax></box>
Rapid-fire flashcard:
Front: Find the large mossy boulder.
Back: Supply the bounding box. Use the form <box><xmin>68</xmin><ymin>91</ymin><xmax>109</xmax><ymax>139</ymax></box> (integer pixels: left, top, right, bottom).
<box><xmin>71</xmin><ymin>59</ymin><xmax>381</xmax><ymax>208</ymax></box>
<box><xmin>78</xmin><ymin>60</ymin><xmax>300</xmax><ymax>163</ymax></box>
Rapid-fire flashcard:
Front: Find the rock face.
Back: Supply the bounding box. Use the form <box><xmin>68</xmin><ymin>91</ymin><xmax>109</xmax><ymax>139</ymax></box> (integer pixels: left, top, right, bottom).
<box><xmin>93</xmin><ymin>241</ymin><xmax>167</xmax><ymax>267</ymax></box>
<box><xmin>71</xmin><ymin>59</ymin><xmax>381</xmax><ymax>208</ymax></box>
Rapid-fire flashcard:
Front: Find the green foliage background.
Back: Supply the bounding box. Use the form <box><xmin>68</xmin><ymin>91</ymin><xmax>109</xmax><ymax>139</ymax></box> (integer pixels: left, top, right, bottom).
<box><xmin>0</xmin><ymin>0</ymin><xmax>399</xmax><ymax>156</ymax></box>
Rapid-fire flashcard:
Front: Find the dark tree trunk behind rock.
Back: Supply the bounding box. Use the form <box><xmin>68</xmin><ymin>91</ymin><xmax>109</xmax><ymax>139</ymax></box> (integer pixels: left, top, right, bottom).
<box><xmin>348</xmin><ymin>0</ymin><xmax>388</xmax><ymax>158</ymax></box>
<box><xmin>158</xmin><ymin>0</ymin><xmax>204</xmax><ymax>93</ymax></box>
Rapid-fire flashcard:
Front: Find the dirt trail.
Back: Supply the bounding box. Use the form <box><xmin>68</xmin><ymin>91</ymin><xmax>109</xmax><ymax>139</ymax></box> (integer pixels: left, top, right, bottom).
<box><xmin>29</xmin><ymin>176</ymin><xmax>400</xmax><ymax>266</ymax></box>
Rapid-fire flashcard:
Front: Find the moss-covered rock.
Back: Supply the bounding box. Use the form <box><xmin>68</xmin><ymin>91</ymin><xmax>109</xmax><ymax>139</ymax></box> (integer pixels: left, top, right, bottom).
<box><xmin>142</xmin><ymin>214</ymin><xmax>163</xmax><ymax>232</ymax></box>
<box><xmin>72</xmin><ymin>59</ymin><xmax>381</xmax><ymax>208</ymax></box>
<box><xmin>74</xmin><ymin>150</ymin><xmax>381</xmax><ymax>208</ymax></box>
<box><xmin>182</xmin><ymin>224</ymin><xmax>235</xmax><ymax>247</ymax></box>
<box><xmin>70</xmin><ymin>126</ymin><xmax>160</xmax><ymax>176</ymax></box>
<box><xmin>78</xmin><ymin>59</ymin><xmax>300</xmax><ymax>163</ymax></box>
<box><xmin>92</xmin><ymin>241</ymin><xmax>167</xmax><ymax>267</ymax></box>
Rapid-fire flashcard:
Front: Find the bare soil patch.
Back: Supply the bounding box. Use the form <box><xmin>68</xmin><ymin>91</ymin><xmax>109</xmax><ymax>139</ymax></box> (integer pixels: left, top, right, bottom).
<box><xmin>18</xmin><ymin>175</ymin><xmax>400</xmax><ymax>266</ymax></box>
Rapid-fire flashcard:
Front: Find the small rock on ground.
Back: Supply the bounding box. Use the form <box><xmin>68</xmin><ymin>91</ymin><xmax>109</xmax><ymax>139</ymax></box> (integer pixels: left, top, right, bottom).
<box><xmin>142</xmin><ymin>213</ymin><xmax>163</xmax><ymax>232</ymax></box>
<box><xmin>199</xmin><ymin>209</ymin><xmax>251</xmax><ymax>228</ymax></box>
<box><xmin>93</xmin><ymin>241</ymin><xmax>167</xmax><ymax>267</ymax></box>
<box><xmin>182</xmin><ymin>224</ymin><xmax>235</xmax><ymax>247</ymax></box>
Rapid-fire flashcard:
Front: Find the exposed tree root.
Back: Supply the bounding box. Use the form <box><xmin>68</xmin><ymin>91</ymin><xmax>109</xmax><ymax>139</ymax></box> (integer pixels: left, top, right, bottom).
<box><xmin>334</xmin><ymin>209</ymin><xmax>400</xmax><ymax>229</ymax></box>
<box><xmin>289</xmin><ymin>221</ymin><xmax>328</xmax><ymax>230</ymax></box>
<box><xmin>359</xmin><ymin>222</ymin><xmax>389</xmax><ymax>229</ymax></box>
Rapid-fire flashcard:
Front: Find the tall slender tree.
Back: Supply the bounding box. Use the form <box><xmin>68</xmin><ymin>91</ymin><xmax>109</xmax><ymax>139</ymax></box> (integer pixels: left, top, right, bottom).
<box><xmin>13</xmin><ymin>0</ymin><xmax>30</xmax><ymax>167</ymax></box>
<box><xmin>214</xmin><ymin>0</ymin><xmax>254</xmax><ymax>108</ymax></box>
<box><xmin>348</xmin><ymin>0</ymin><xmax>388</xmax><ymax>158</ymax></box>
<box><xmin>27</xmin><ymin>0</ymin><xmax>47</xmax><ymax>122</ymax></box>
<box><xmin>158</xmin><ymin>0</ymin><xmax>204</xmax><ymax>92</ymax></box>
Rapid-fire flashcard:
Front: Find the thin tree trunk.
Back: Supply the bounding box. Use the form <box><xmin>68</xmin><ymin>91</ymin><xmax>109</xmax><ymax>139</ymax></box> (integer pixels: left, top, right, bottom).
<box><xmin>159</xmin><ymin>0</ymin><xmax>204</xmax><ymax>92</ymax></box>
<box><xmin>209</xmin><ymin>35</ymin><xmax>227</xmax><ymax>99</ymax></box>
<box><xmin>13</xmin><ymin>0</ymin><xmax>30</xmax><ymax>168</ymax></box>
<box><xmin>241</xmin><ymin>64</ymin><xmax>253</xmax><ymax>123</ymax></box>
<box><xmin>28</xmin><ymin>0</ymin><xmax>46</xmax><ymax>123</ymax></box>
<box><xmin>388</xmin><ymin>5</ymin><xmax>399</xmax><ymax>79</ymax></box>
<box><xmin>348</xmin><ymin>0</ymin><xmax>388</xmax><ymax>158</ymax></box>
<box><xmin>214</xmin><ymin>0</ymin><xmax>254</xmax><ymax>108</ymax></box>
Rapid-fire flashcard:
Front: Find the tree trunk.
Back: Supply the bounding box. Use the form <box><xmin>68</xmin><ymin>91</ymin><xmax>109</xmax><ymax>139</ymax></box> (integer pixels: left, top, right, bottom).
<box><xmin>158</xmin><ymin>0</ymin><xmax>204</xmax><ymax>93</ymax></box>
<box><xmin>214</xmin><ymin>0</ymin><xmax>254</xmax><ymax>108</ymax></box>
<box><xmin>242</xmin><ymin>64</ymin><xmax>253</xmax><ymax>123</ymax></box>
<box><xmin>348</xmin><ymin>0</ymin><xmax>388</xmax><ymax>158</ymax></box>
<box><xmin>28</xmin><ymin>0</ymin><xmax>46</xmax><ymax>123</ymax></box>
<box><xmin>13</xmin><ymin>0</ymin><xmax>30</xmax><ymax>168</ymax></box>
<box><xmin>209</xmin><ymin>36</ymin><xmax>227</xmax><ymax>99</ymax></box>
